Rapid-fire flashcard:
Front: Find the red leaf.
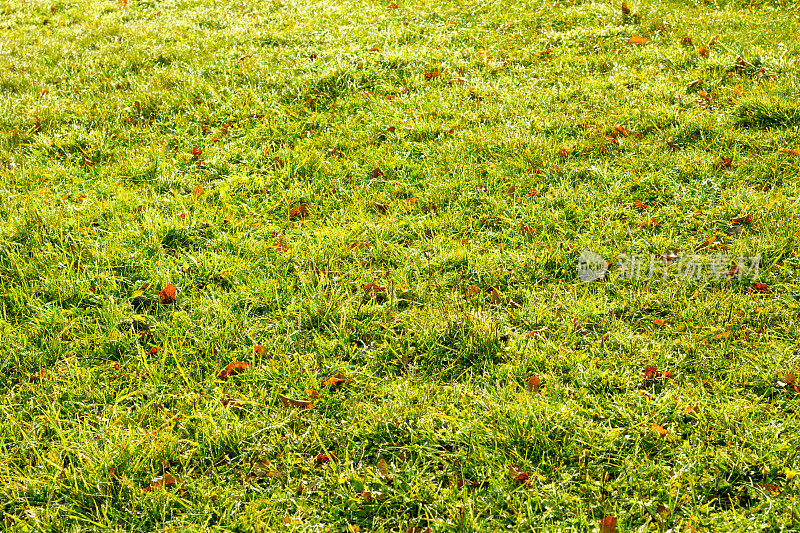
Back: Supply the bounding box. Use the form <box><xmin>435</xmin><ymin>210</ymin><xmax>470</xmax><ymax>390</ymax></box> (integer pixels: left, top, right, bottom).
<box><xmin>749</xmin><ymin>282</ymin><xmax>771</xmax><ymax>295</ymax></box>
<box><xmin>289</xmin><ymin>205</ymin><xmax>309</xmax><ymax>220</ymax></box>
<box><xmin>644</xmin><ymin>366</ymin><xmax>658</xmax><ymax>380</ymax></box>
<box><xmin>526</xmin><ymin>375</ymin><xmax>541</xmax><ymax>392</ymax></box>
<box><xmin>364</xmin><ymin>282</ymin><xmax>387</xmax><ymax>294</ymax></box>
<box><xmin>638</xmin><ymin>220</ymin><xmax>660</xmax><ymax>227</ymax></box>
<box><xmin>218</xmin><ymin>361</ymin><xmax>253</xmax><ymax>379</ymax></box>
<box><xmin>143</xmin><ymin>473</ymin><xmax>178</xmax><ymax>492</ymax></box>
<box><xmin>520</xmin><ymin>224</ymin><xmax>534</xmax><ymax>236</ymax></box>
<box><xmin>600</xmin><ymin>516</ymin><xmax>618</xmax><ymax>533</ymax></box>
<box><xmin>314</xmin><ymin>452</ymin><xmax>336</xmax><ymax>464</ymax></box>
<box><xmin>159</xmin><ymin>284</ymin><xmax>176</xmax><ymax>305</ymax></box>
<box><xmin>148</xmin><ymin>346</ymin><xmax>159</xmax><ymax>357</ymax></box>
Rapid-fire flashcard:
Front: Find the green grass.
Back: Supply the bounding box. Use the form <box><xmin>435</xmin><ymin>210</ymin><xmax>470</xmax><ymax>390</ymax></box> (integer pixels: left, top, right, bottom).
<box><xmin>1</xmin><ymin>0</ymin><xmax>800</xmax><ymax>530</ymax></box>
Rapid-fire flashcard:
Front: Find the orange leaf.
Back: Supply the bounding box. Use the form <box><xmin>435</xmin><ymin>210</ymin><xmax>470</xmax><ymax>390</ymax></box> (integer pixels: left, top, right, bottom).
<box><xmin>652</xmin><ymin>319</ymin><xmax>665</xmax><ymax>326</ymax></box>
<box><xmin>628</xmin><ymin>35</ymin><xmax>648</xmax><ymax>45</ymax></box>
<box><xmin>305</xmin><ymin>389</ymin><xmax>320</xmax><ymax>399</ymax></box>
<box><xmin>159</xmin><ymin>284</ymin><xmax>176</xmax><ymax>305</ymax></box>
<box><xmin>780</xmin><ymin>148</ymin><xmax>798</xmax><ymax>156</ymax></box>
<box><xmin>192</xmin><ymin>184</ymin><xmax>205</xmax><ymax>196</ymax></box>
<box><xmin>388</xmin><ymin>2</ymin><xmax>399</xmax><ymax>7</ymax></box>
<box><xmin>279</xmin><ymin>394</ymin><xmax>313</xmax><ymax>409</ymax></box>
<box><xmin>254</xmin><ymin>345</ymin><xmax>268</xmax><ymax>356</ymax></box>
<box><xmin>638</xmin><ymin>220</ymin><xmax>660</xmax><ymax>227</ymax></box>
<box><xmin>600</xmin><ymin>516</ymin><xmax>618</xmax><ymax>533</ymax></box>
<box><xmin>190</xmin><ymin>146</ymin><xmax>203</xmax><ymax>159</ymax></box>
<box><xmin>465</xmin><ymin>284</ymin><xmax>481</xmax><ymax>297</ymax></box>
<box><xmin>423</xmin><ymin>71</ymin><xmax>442</xmax><ymax>79</ymax></box>
<box><xmin>377</xmin><ymin>458</ymin><xmax>389</xmax><ymax>476</ymax></box>
<box><xmin>526</xmin><ymin>375</ymin><xmax>541</xmax><ymax>392</ymax></box>
<box><xmin>364</xmin><ymin>282</ymin><xmax>387</xmax><ymax>294</ymax></box>
<box><xmin>644</xmin><ymin>366</ymin><xmax>658</xmax><ymax>380</ymax></box>
<box><xmin>621</xmin><ymin>3</ymin><xmax>630</xmax><ymax>14</ymax></box>
<box><xmin>448</xmin><ymin>77</ymin><xmax>467</xmax><ymax>84</ymax></box>
<box><xmin>490</xmin><ymin>287</ymin><xmax>502</xmax><ymax>305</ymax></box>
<box><xmin>731</xmin><ymin>214</ymin><xmax>752</xmax><ymax>225</ymax></box>
<box><xmin>289</xmin><ymin>205</ymin><xmax>309</xmax><ymax>220</ymax></box>
<box><xmin>651</xmin><ymin>423</ymin><xmax>669</xmax><ymax>437</ymax></box>
<box><xmin>322</xmin><ymin>373</ymin><xmax>351</xmax><ymax>387</ymax></box>
<box><xmin>520</xmin><ymin>224</ymin><xmax>534</xmax><ymax>236</ymax></box>
<box><xmin>30</xmin><ymin>369</ymin><xmax>48</xmax><ymax>383</ymax></box>
<box><xmin>143</xmin><ymin>473</ymin><xmax>178</xmax><ymax>492</ymax></box>
<box><xmin>749</xmin><ymin>282</ymin><xmax>771</xmax><ymax>295</ymax></box>
<box><xmin>632</xmin><ymin>200</ymin><xmax>648</xmax><ymax>210</ymax></box>
<box><xmin>218</xmin><ymin>361</ymin><xmax>253</xmax><ymax>379</ymax></box>
<box><xmin>698</xmin><ymin>46</ymin><xmax>710</xmax><ymax>58</ymax></box>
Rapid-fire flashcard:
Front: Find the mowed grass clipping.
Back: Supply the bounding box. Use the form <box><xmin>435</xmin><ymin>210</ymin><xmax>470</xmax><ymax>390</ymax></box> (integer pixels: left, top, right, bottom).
<box><xmin>1</xmin><ymin>0</ymin><xmax>800</xmax><ymax>530</ymax></box>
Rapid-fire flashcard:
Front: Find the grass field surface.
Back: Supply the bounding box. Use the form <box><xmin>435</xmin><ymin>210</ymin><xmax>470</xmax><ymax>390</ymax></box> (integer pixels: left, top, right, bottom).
<box><xmin>1</xmin><ymin>0</ymin><xmax>800</xmax><ymax>530</ymax></box>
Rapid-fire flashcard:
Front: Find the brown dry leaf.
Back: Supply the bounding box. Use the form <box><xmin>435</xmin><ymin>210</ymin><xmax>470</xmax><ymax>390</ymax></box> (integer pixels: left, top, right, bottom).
<box><xmin>314</xmin><ymin>452</ymin><xmax>336</xmax><ymax>465</ymax></box>
<box><xmin>490</xmin><ymin>287</ymin><xmax>502</xmax><ymax>305</ymax></box>
<box><xmin>322</xmin><ymin>373</ymin><xmax>351</xmax><ymax>388</ymax></box>
<box><xmin>30</xmin><ymin>369</ymin><xmax>48</xmax><ymax>383</ymax></box>
<box><xmin>305</xmin><ymin>389</ymin><xmax>321</xmax><ymax>399</ymax></box>
<box><xmin>680</xmin><ymin>36</ymin><xmax>693</xmax><ymax>46</ymax></box>
<box><xmin>289</xmin><ymin>205</ymin><xmax>309</xmax><ymax>220</ymax></box>
<box><xmin>401</xmin><ymin>352</ymin><xmax>411</xmax><ymax>366</ymax></box>
<box><xmin>190</xmin><ymin>146</ymin><xmax>202</xmax><ymax>159</ymax></box>
<box><xmin>405</xmin><ymin>528</ymin><xmax>432</xmax><ymax>533</ymax></box>
<box><xmin>526</xmin><ymin>375</ymin><xmax>541</xmax><ymax>392</ymax></box>
<box><xmin>279</xmin><ymin>394</ymin><xmax>313</xmax><ymax>409</ymax></box>
<box><xmin>221</xmin><ymin>398</ymin><xmax>244</xmax><ymax>409</ymax></box>
<box><xmin>638</xmin><ymin>219</ymin><xmax>660</xmax><ymax>227</ymax></box>
<box><xmin>731</xmin><ymin>214</ymin><xmax>753</xmax><ymax>225</ymax></box>
<box><xmin>699</xmin><ymin>46</ymin><xmax>710</xmax><ymax>58</ymax></box>
<box><xmin>377</xmin><ymin>458</ymin><xmax>389</xmax><ymax>477</ymax></box>
<box><xmin>423</xmin><ymin>71</ymin><xmax>442</xmax><ymax>79</ymax></box>
<box><xmin>364</xmin><ymin>282</ymin><xmax>387</xmax><ymax>294</ymax></box>
<box><xmin>600</xmin><ymin>516</ymin><xmax>618</xmax><ymax>533</ymax></box>
<box><xmin>520</xmin><ymin>224</ymin><xmax>534</xmax><ymax>236</ymax></box>
<box><xmin>507</xmin><ymin>465</ymin><xmax>530</xmax><ymax>482</ymax></box>
<box><xmin>143</xmin><ymin>473</ymin><xmax>178</xmax><ymax>492</ymax></box>
<box><xmin>749</xmin><ymin>282</ymin><xmax>771</xmax><ymax>295</ymax></box>
<box><xmin>465</xmin><ymin>284</ymin><xmax>481</xmax><ymax>297</ymax></box>
<box><xmin>644</xmin><ymin>366</ymin><xmax>658</xmax><ymax>380</ymax></box>
<box><xmin>686</xmin><ymin>404</ymin><xmax>700</xmax><ymax>414</ymax></box>
<box><xmin>218</xmin><ymin>361</ymin><xmax>253</xmax><ymax>379</ymax></box>
<box><xmin>621</xmin><ymin>2</ymin><xmax>630</xmax><ymax>15</ymax></box>
<box><xmin>628</xmin><ymin>35</ymin><xmax>648</xmax><ymax>45</ymax></box>
<box><xmin>159</xmin><ymin>284</ymin><xmax>176</xmax><ymax>305</ymax></box>
<box><xmin>371</xmin><ymin>167</ymin><xmax>385</xmax><ymax>179</ymax></box>
<box><xmin>714</xmin><ymin>157</ymin><xmax>733</xmax><ymax>169</ymax></box>
<box><xmin>651</xmin><ymin>423</ymin><xmax>669</xmax><ymax>438</ymax></box>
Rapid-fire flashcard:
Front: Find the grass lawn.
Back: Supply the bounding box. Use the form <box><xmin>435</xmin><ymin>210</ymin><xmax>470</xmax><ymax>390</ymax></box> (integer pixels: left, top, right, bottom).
<box><xmin>2</xmin><ymin>0</ymin><xmax>800</xmax><ymax>530</ymax></box>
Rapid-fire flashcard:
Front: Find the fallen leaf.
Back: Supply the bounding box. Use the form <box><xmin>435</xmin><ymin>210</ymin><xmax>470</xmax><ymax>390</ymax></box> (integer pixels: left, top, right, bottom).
<box><xmin>279</xmin><ymin>394</ymin><xmax>313</xmax><ymax>409</ymax></box>
<box><xmin>377</xmin><ymin>459</ymin><xmax>389</xmax><ymax>477</ymax></box>
<box><xmin>600</xmin><ymin>516</ymin><xmax>618</xmax><ymax>533</ymax></box>
<box><xmin>371</xmin><ymin>167</ymin><xmax>384</xmax><ymax>179</ymax></box>
<box><xmin>221</xmin><ymin>398</ymin><xmax>243</xmax><ymax>409</ymax></box>
<box><xmin>190</xmin><ymin>146</ymin><xmax>203</xmax><ymax>159</ymax></box>
<box><xmin>749</xmin><ymin>282</ymin><xmax>771</xmax><ymax>295</ymax></box>
<box><xmin>423</xmin><ymin>71</ymin><xmax>442</xmax><ymax>79</ymax></box>
<box><xmin>621</xmin><ymin>2</ymin><xmax>630</xmax><ymax>15</ymax></box>
<box><xmin>686</xmin><ymin>404</ymin><xmax>700</xmax><ymax>414</ymax></box>
<box><xmin>520</xmin><ymin>224</ymin><xmax>535</xmax><ymax>236</ymax></box>
<box><xmin>448</xmin><ymin>77</ymin><xmax>467</xmax><ymax>84</ymax></box>
<box><xmin>30</xmin><ymin>369</ymin><xmax>47</xmax><ymax>383</ymax></box>
<box><xmin>633</xmin><ymin>200</ymin><xmax>648</xmax><ymax>210</ymax></box>
<box><xmin>507</xmin><ymin>465</ymin><xmax>530</xmax><ymax>482</ymax></box>
<box><xmin>192</xmin><ymin>184</ymin><xmax>205</xmax><ymax>197</ymax></box>
<box><xmin>305</xmin><ymin>389</ymin><xmax>320</xmax><ymax>399</ymax></box>
<box><xmin>644</xmin><ymin>366</ymin><xmax>658</xmax><ymax>380</ymax></box>
<box><xmin>289</xmin><ymin>205</ymin><xmax>309</xmax><ymax>220</ymax></box>
<box><xmin>526</xmin><ymin>375</ymin><xmax>541</xmax><ymax>392</ymax></box>
<box><xmin>322</xmin><ymin>373</ymin><xmax>351</xmax><ymax>387</ymax></box>
<box><xmin>628</xmin><ymin>35</ymin><xmax>648</xmax><ymax>45</ymax></box>
<box><xmin>364</xmin><ymin>282</ymin><xmax>387</xmax><ymax>294</ymax></box>
<box><xmin>148</xmin><ymin>346</ymin><xmax>159</xmax><ymax>357</ymax></box>
<box><xmin>388</xmin><ymin>2</ymin><xmax>399</xmax><ymax>7</ymax></box>
<box><xmin>143</xmin><ymin>473</ymin><xmax>178</xmax><ymax>492</ymax></box>
<box><xmin>699</xmin><ymin>46</ymin><xmax>710</xmax><ymax>58</ymax></box>
<box><xmin>731</xmin><ymin>214</ymin><xmax>753</xmax><ymax>225</ymax></box>
<box><xmin>465</xmin><ymin>284</ymin><xmax>481</xmax><ymax>297</ymax></box>
<box><xmin>651</xmin><ymin>423</ymin><xmax>669</xmax><ymax>438</ymax></box>
<box><xmin>714</xmin><ymin>157</ymin><xmax>733</xmax><ymax>169</ymax></box>
<box><xmin>314</xmin><ymin>452</ymin><xmax>336</xmax><ymax>465</ymax></box>
<box><xmin>779</xmin><ymin>148</ymin><xmax>798</xmax><ymax>157</ymax></box>
<box><xmin>218</xmin><ymin>361</ymin><xmax>253</xmax><ymax>379</ymax></box>
<box><xmin>652</xmin><ymin>319</ymin><xmax>665</xmax><ymax>326</ymax></box>
<box><xmin>638</xmin><ymin>219</ymin><xmax>660</xmax><ymax>227</ymax></box>
<box><xmin>159</xmin><ymin>284</ymin><xmax>176</xmax><ymax>305</ymax></box>
<box><xmin>490</xmin><ymin>287</ymin><xmax>502</xmax><ymax>305</ymax></box>
<box><xmin>680</xmin><ymin>36</ymin><xmax>693</xmax><ymax>46</ymax></box>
